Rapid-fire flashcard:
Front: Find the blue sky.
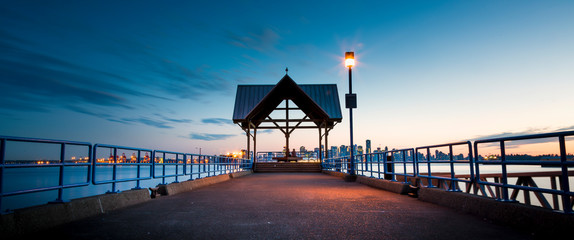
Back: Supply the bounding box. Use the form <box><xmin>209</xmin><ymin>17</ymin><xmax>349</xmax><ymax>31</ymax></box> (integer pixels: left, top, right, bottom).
<box><xmin>1</xmin><ymin>1</ymin><xmax>573</xmax><ymax>155</ymax></box>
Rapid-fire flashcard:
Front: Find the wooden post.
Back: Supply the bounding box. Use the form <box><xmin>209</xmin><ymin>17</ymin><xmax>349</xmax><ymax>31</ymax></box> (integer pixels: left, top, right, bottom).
<box><xmin>254</xmin><ymin>128</ymin><xmax>257</xmax><ymax>163</ymax></box>
<box><xmin>247</xmin><ymin>121</ymin><xmax>251</xmax><ymax>161</ymax></box>
<box><xmin>324</xmin><ymin>122</ymin><xmax>329</xmax><ymax>160</ymax></box>
<box><xmin>285</xmin><ymin>100</ymin><xmax>289</xmax><ymax>157</ymax></box>
<box><xmin>318</xmin><ymin>126</ymin><xmax>322</xmax><ymax>162</ymax></box>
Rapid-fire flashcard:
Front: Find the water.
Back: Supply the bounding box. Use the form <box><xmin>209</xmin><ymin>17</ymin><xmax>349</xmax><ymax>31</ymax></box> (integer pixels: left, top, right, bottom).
<box><xmin>1</xmin><ymin>164</ymin><xmax>242</xmax><ymax>212</ymax></box>
<box><xmin>2</xmin><ymin>162</ymin><xmax>571</xmax><ymax>213</ymax></box>
<box><xmin>329</xmin><ymin>162</ymin><xmax>574</xmax><ymax>210</ymax></box>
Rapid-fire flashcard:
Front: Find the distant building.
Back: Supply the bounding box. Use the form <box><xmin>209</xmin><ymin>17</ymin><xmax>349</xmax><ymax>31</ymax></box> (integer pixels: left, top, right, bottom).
<box><xmin>366</xmin><ymin>140</ymin><xmax>371</xmax><ymax>154</ymax></box>
<box><xmin>331</xmin><ymin>146</ymin><xmax>338</xmax><ymax>157</ymax></box>
<box><xmin>339</xmin><ymin>145</ymin><xmax>347</xmax><ymax>156</ymax></box>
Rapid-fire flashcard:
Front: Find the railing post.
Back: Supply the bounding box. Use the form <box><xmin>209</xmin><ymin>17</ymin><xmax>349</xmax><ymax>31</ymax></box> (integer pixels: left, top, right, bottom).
<box><xmin>133</xmin><ymin>150</ymin><xmax>142</xmax><ymax>190</ymax></box>
<box><xmin>52</xmin><ymin>143</ymin><xmax>66</xmax><ymax>202</ymax></box>
<box><xmin>0</xmin><ymin>138</ymin><xmax>5</xmax><ymax>212</ymax></box>
<box><xmin>370</xmin><ymin>154</ymin><xmax>374</xmax><ymax>178</ymax></box>
<box><xmin>110</xmin><ymin>147</ymin><xmax>118</xmax><ymax>193</ymax></box>
<box><xmin>499</xmin><ymin>141</ymin><xmax>514</xmax><ymax>202</ymax></box>
<box><xmin>377</xmin><ymin>153</ymin><xmax>381</xmax><ymax>179</ymax></box>
<box><xmin>161</xmin><ymin>152</ymin><xmax>166</xmax><ymax>185</ymax></box>
<box><xmin>401</xmin><ymin>149</ymin><xmax>408</xmax><ymax>183</ymax></box>
<box><xmin>384</xmin><ymin>153</ymin><xmax>394</xmax><ymax>180</ymax></box>
<box><xmin>190</xmin><ymin>155</ymin><xmax>194</xmax><ymax>180</ymax></box>
<box><xmin>558</xmin><ymin>136</ymin><xmax>572</xmax><ymax>213</ymax></box>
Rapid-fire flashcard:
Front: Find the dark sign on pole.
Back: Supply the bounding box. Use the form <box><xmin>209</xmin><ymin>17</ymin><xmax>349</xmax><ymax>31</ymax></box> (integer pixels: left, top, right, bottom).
<box><xmin>345</xmin><ymin>93</ymin><xmax>357</xmax><ymax>109</ymax></box>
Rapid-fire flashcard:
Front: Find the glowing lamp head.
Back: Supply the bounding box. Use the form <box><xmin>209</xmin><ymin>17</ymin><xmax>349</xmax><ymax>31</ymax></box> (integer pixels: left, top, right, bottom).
<box><xmin>345</xmin><ymin>52</ymin><xmax>355</xmax><ymax>67</ymax></box>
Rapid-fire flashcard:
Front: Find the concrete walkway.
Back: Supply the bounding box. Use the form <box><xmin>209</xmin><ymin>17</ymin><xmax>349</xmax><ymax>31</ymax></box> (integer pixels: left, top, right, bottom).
<box><xmin>27</xmin><ymin>173</ymin><xmax>533</xmax><ymax>240</ymax></box>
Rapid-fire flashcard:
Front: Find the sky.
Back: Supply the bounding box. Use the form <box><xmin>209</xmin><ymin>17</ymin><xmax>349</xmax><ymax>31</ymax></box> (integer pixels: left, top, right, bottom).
<box><xmin>1</xmin><ymin>0</ymin><xmax>573</xmax><ymax>156</ymax></box>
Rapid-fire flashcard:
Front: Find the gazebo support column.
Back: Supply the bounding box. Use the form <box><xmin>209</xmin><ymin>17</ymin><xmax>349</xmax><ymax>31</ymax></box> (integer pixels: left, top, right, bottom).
<box><xmin>318</xmin><ymin>126</ymin><xmax>322</xmax><ymax>162</ymax></box>
<box><xmin>246</xmin><ymin>121</ymin><xmax>251</xmax><ymax>161</ymax></box>
<box><xmin>324</xmin><ymin>123</ymin><xmax>329</xmax><ymax>160</ymax></box>
<box><xmin>253</xmin><ymin>127</ymin><xmax>257</xmax><ymax>163</ymax></box>
<box><xmin>285</xmin><ymin>100</ymin><xmax>290</xmax><ymax>156</ymax></box>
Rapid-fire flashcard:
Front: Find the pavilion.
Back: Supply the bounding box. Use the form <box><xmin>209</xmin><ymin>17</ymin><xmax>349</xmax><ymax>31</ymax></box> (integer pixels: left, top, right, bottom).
<box><xmin>232</xmin><ymin>71</ymin><xmax>342</xmax><ymax>163</ymax></box>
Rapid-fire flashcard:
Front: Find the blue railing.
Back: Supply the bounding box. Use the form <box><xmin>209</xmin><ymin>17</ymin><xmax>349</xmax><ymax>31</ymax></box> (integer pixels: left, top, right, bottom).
<box><xmin>473</xmin><ymin>131</ymin><xmax>573</xmax><ymax>213</ymax></box>
<box><xmin>323</xmin><ymin>156</ymin><xmax>349</xmax><ymax>172</ymax></box>
<box><xmin>352</xmin><ymin>148</ymin><xmax>416</xmax><ymax>183</ymax></box>
<box><xmin>152</xmin><ymin>150</ymin><xmax>187</xmax><ymax>185</ymax></box>
<box><xmin>0</xmin><ymin>136</ymin><xmax>251</xmax><ymax>213</ymax></box>
<box><xmin>0</xmin><ymin>136</ymin><xmax>93</xmax><ymax>210</ymax></box>
<box><xmin>324</xmin><ymin>131</ymin><xmax>574</xmax><ymax>214</ymax></box>
<box><xmin>416</xmin><ymin>141</ymin><xmax>473</xmax><ymax>191</ymax></box>
<box><xmin>93</xmin><ymin>144</ymin><xmax>154</xmax><ymax>193</ymax></box>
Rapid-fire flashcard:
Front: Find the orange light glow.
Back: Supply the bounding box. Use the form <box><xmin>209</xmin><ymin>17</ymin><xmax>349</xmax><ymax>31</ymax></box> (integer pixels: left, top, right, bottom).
<box><xmin>345</xmin><ymin>52</ymin><xmax>355</xmax><ymax>67</ymax></box>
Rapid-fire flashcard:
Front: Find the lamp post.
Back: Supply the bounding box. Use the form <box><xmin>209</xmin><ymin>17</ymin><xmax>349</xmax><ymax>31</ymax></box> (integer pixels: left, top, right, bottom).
<box><xmin>345</xmin><ymin>52</ymin><xmax>357</xmax><ymax>182</ymax></box>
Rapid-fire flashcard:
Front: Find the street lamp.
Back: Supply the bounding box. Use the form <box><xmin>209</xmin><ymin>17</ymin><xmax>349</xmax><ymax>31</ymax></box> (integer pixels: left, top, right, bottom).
<box><xmin>345</xmin><ymin>52</ymin><xmax>357</xmax><ymax>181</ymax></box>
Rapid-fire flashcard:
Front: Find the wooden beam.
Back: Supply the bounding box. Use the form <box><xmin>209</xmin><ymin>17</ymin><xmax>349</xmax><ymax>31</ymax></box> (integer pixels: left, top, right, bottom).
<box><xmin>260</xmin><ymin>119</ymin><xmax>315</xmax><ymax>122</ymax></box>
<box><xmin>266</xmin><ymin>116</ymin><xmax>287</xmax><ymax>134</ymax></box>
<box><xmin>256</xmin><ymin>126</ymin><xmax>320</xmax><ymax>129</ymax></box>
<box><xmin>274</xmin><ymin>107</ymin><xmax>301</xmax><ymax>110</ymax></box>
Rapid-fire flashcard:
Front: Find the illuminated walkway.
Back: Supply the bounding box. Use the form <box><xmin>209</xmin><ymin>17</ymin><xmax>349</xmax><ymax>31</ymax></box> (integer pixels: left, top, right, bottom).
<box><xmin>27</xmin><ymin>173</ymin><xmax>532</xmax><ymax>239</ymax></box>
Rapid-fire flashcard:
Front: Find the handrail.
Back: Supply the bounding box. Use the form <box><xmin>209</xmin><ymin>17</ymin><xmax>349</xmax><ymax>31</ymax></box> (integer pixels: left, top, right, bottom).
<box><xmin>0</xmin><ymin>136</ymin><xmax>252</xmax><ymax>213</ymax></box>
<box><xmin>322</xmin><ymin>131</ymin><xmax>573</xmax><ymax>213</ymax></box>
<box><xmin>0</xmin><ymin>136</ymin><xmax>92</xmax><ymax>208</ymax></box>
<box><xmin>93</xmin><ymin>144</ymin><xmax>154</xmax><ymax>193</ymax></box>
<box><xmin>415</xmin><ymin>141</ymin><xmax>473</xmax><ymax>191</ymax></box>
<box><xmin>473</xmin><ymin>130</ymin><xmax>574</xmax><ymax>213</ymax></box>
<box><xmin>355</xmin><ymin>148</ymin><xmax>416</xmax><ymax>183</ymax></box>
<box><xmin>2</xmin><ymin>131</ymin><xmax>572</xmax><ymax>214</ymax></box>
<box><xmin>152</xmin><ymin>150</ymin><xmax>187</xmax><ymax>184</ymax></box>
<box><xmin>383</xmin><ymin>148</ymin><xmax>416</xmax><ymax>183</ymax></box>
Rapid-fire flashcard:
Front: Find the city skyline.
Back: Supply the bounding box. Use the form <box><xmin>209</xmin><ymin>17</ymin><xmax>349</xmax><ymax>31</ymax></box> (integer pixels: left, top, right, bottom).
<box><xmin>1</xmin><ymin>1</ymin><xmax>574</xmax><ymax>156</ymax></box>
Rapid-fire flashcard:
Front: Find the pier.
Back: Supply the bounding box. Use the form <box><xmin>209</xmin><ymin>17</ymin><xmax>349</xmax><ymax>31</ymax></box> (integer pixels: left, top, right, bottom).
<box><xmin>1</xmin><ymin>76</ymin><xmax>573</xmax><ymax>239</ymax></box>
<box><xmin>14</xmin><ymin>172</ymin><xmax>541</xmax><ymax>239</ymax></box>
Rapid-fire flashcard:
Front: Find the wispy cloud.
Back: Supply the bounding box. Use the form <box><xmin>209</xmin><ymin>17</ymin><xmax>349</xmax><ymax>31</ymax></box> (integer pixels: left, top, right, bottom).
<box><xmin>201</xmin><ymin>118</ymin><xmax>233</xmax><ymax>125</ymax></box>
<box><xmin>109</xmin><ymin>114</ymin><xmax>193</xmax><ymax>129</ymax></box>
<box><xmin>119</xmin><ymin>117</ymin><xmax>174</xmax><ymax>129</ymax></box>
<box><xmin>0</xmin><ymin>41</ymin><xmax>163</xmax><ymax>114</ymax></box>
<box><xmin>469</xmin><ymin>126</ymin><xmax>572</xmax><ymax>141</ymax></box>
<box><xmin>146</xmin><ymin>60</ymin><xmax>235</xmax><ymax>100</ymax></box>
<box><xmin>469</xmin><ymin>126</ymin><xmax>574</xmax><ymax>148</ymax></box>
<box><xmin>258</xmin><ymin>129</ymin><xmax>274</xmax><ymax>134</ymax></box>
<box><xmin>225</xmin><ymin>27</ymin><xmax>281</xmax><ymax>52</ymax></box>
<box><xmin>188</xmin><ymin>133</ymin><xmax>236</xmax><ymax>141</ymax></box>
<box><xmin>0</xmin><ymin>13</ymin><xmax>237</xmax><ymax>119</ymax></box>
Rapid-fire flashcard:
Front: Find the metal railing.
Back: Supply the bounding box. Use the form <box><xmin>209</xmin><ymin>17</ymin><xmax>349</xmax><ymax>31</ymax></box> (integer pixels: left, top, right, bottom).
<box><xmin>93</xmin><ymin>144</ymin><xmax>153</xmax><ymax>193</ymax></box>
<box><xmin>473</xmin><ymin>131</ymin><xmax>573</xmax><ymax>213</ymax></box>
<box><xmin>355</xmin><ymin>148</ymin><xmax>416</xmax><ymax>183</ymax></box>
<box><xmin>0</xmin><ymin>136</ymin><xmax>251</xmax><ymax>213</ymax></box>
<box><xmin>0</xmin><ymin>136</ymin><xmax>92</xmax><ymax>209</ymax></box>
<box><xmin>323</xmin><ymin>131</ymin><xmax>574</xmax><ymax>213</ymax></box>
<box><xmin>322</xmin><ymin>156</ymin><xmax>349</xmax><ymax>172</ymax></box>
<box><xmin>152</xmin><ymin>150</ymin><xmax>187</xmax><ymax>185</ymax></box>
<box><xmin>415</xmin><ymin>141</ymin><xmax>473</xmax><ymax>191</ymax></box>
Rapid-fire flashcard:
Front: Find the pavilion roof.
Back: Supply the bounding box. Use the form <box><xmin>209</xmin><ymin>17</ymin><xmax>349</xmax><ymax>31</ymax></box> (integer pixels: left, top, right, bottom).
<box><xmin>232</xmin><ymin>74</ymin><xmax>342</xmax><ymax>129</ymax></box>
